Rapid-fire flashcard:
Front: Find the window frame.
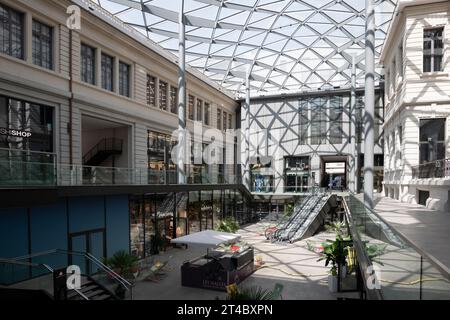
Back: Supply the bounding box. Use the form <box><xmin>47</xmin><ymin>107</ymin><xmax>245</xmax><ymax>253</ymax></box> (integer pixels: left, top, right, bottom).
<box><xmin>146</xmin><ymin>74</ymin><xmax>156</xmax><ymax>106</ymax></box>
<box><xmin>423</xmin><ymin>27</ymin><xmax>444</xmax><ymax>73</ymax></box>
<box><xmin>0</xmin><ymin>4</ymin><xmax>24</xmax><ymax>60</ymax></box>
<box><xmin>32</xmin><ymin>19</ymin><xmax>53</xmax><ymax>70</ymax></box>
<box><xmin>101</xmin><ymin>52</ymin><xmax>114</xmax><ymax>92</ymax></box>
<box><xmin>119</xmin><ymin>61</ymin><xmax>131</xmax><ymax>97</ymax></box>
<box><xmin>80</xmin><ymin>43</ymin><xmax>96</xmax><ymax>85</ymax></box>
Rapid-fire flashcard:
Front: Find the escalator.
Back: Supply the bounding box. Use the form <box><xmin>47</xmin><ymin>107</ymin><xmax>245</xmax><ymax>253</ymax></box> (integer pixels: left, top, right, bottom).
<box><xmin>269</xmin><ymin>193</ymin><xmax>337</xmax><ymax>243</ymax></box>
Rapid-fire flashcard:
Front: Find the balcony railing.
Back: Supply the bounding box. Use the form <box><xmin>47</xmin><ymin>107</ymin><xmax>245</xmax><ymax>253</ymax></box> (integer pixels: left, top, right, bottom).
<box><xmin>411</xmin><ymin>159</ymin><xmax>450</xmax><ymax>179</ymax></box>
<box><xmin>0</xmin><ymin>149</ymin><xmax>240</xmax><ymax>187</ymax></box>
<box><xmin>343</xmin><ymin>195</ymin><xmax>450</xmax><ymax>300</ymax></box>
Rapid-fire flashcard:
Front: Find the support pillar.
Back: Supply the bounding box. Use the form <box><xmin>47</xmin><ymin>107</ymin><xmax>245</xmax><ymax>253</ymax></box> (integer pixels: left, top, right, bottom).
<box><xmin>364</xmin><ymin>0</ymin><xmax>375</xmax><ymax>209</ymax></box>
<box><xmin>244</xmin><ymin>70</ymin><xmax>251</xmax><ymax>189</ymax></box>
<box><xmin>350</xmin><ymin>55</ymin><xmax>357</xmax><ymax>193</ymax></box>
<box><xmin>177</xmin><ymin>0</ymin><xmax>186</xmax><ymax>184</ymax></box>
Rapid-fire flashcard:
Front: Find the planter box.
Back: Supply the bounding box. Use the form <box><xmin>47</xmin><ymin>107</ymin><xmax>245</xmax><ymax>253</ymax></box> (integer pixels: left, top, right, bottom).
<box><xmin>181</xmin><ymin>248</ymin><xmax>254</xmax><ymax>292</ymax></box>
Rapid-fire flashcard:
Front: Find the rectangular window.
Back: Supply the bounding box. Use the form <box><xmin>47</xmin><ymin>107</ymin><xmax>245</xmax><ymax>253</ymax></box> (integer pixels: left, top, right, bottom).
<box><xmin>204</xmin><ymin>103</ymin><xmax>210</xmax><ymax>126</ymax></box>
<box><xmin>310</xmin><ymin>97</ymin><xmax>327</xmax><ymax>145</ymax></box>
<box><xmin>32</xmin><ymin>20</ymin><xmax>52</xmax><ymax>69</ymax></box>
<box><xmin>329</xmin><ymin>96</ymin><xmax>343</xmax><ymax>144</ymax></box>
<box><xmin>0</xmin><ymin>4</ymin><xmax>24</xmax><ymax>59</ymax></box>
<box><xmin>146</xmin><ymin>75</ymin><xmax>156</xmax><ymax>106</ymax></box>
<box><xmin>299</xmin><ymin>99</ymin><xmax>308</xmax><ymax>145</ymax></box>
<box><xmin>119</xmin><ymin>62</ymin><xmax>130</xmax><ymax>97</ymax></box>
<box><xmin>356</xmin><ymin>96</ymin><xmax>364</xmax><ymax>143</ymax></box>
<box><xmin>196</xmin><ymin>99</ymin><xmax>203</xmax><ymax>122</ymax></box>
<box><xmin>0</xmin><ymin>95</ymin><xmax>53</xmax><ymax>152</ymax></box>
<box><xmin>159</xmin><ymin>81</ymin><xmax>167</xmax><ymax>110</ymax></box>
<box><xmin>101</xmin><ymin>53</ymin><xmax>114</xmax><ymax>92</ymax></box>
<box><xmin>81</xmin><ymin>43</ymin><xmax>95</xmax><ymax>85</ymax></box>
<box><xmin>419</xmin><ymin>118</ymin><xmax>446</xmax><ymax>163</ymax></box>
<box><xmin>217</xmin><ymin>109</ymin><xmax>222</xmax><ymax>130</ymax></box>
<box><xmin>423</xmin><ymin>27</ymin><xmax>444</xmax><ymax>73</ymax></box>
<box><xmin>188</xmin><ymin>95</ymin><xmax>194</xmax><ymax>120</ymax></box>
<box><xmin>170</xmin><ymin>86</ymin><xmax>178</xmax><ymax>114</ymax></box>
<box><xmin>391</xmin><ymin>58</ymin><xmax>396</xmax><ymax>92</ymax></box>
<box><xmin>223</xmin><ymin>111</ymin><xmax>227</xmax><ymax>131</ymax></box>
<box><xmin>228</xmin><ymin>114</ymin><xmax>233</xmax><ymax>130</ymax></box>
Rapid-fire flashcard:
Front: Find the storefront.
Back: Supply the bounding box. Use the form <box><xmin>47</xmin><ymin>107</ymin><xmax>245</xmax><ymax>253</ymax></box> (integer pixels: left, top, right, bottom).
<box><xmin>0</xmin><ymin>95</ymin><xmax>55</xmax><ymax>186</ymax></box>
<box><xmin>284</xmin><ymin>156</ymin><xmax>311</xmax><ymax>192</ymax></box>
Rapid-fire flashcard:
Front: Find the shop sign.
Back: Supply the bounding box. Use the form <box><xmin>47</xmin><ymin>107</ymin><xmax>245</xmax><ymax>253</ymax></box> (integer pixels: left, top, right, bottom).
<box><xmin>0</xmin><ymin>127</ymin><xmax>32</xmax><ymax>138</ymax></box>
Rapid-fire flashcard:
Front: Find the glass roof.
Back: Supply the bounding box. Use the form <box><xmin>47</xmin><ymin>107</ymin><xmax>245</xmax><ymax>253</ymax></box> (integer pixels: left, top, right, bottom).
<box><xmin>88</xmin><ymin>0</ymin><xmax>397</xmax><ymax>98</ymax></box>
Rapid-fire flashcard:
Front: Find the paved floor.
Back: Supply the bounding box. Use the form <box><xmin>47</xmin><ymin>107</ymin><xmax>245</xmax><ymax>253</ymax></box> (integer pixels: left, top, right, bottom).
<box><xmin>132</xmin><ymin>220</ymin><xmax>358</xmax><ymax>300</ymax></box>
<box><xmin>368</xmin><ymin>194</ymin><xmax>450</xmax><ymax>271</ymax></box>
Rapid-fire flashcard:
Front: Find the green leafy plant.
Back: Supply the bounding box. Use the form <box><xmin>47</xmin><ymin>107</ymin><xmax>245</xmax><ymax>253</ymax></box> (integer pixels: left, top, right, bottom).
<box><xmin>103</xmin><ymin>250</ymin><xmax>139</xmax><ymax>277</ymax></box>
<box><xmin>364</xmin><ymin>242</ymin><xmax>387</xmax><ymax>265</ymax></box>
<box><xmin>325</xmin><ymin>221</ymin><xmax>348</xmax><ymax>238</ymax></box>
<box><xmin>215</xmin><ymin>217</ymin><xmax>240</xmax><ymax>233</ymax></box>
<box><xmin>284</xmin><ymin>203</ymin><xmax>294</xmax><ymax>217</ymax></box>
<box><xmin>317</xmin><ymin>237</ymin><xmax>349</xmax><ymax>276</ymax></box>
<box><xmin>226</xmin><ymin>286</ymin><xmax>275</xmax><ymax>300</ymax></box>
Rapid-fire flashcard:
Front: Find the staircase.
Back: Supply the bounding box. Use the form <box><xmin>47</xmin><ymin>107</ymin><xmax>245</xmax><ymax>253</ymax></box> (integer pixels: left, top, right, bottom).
<box><xmin>83</xmin><ymin>138</ymin><xmax>123</xmax><ymax>166</ymax></box>
<box><xmin>67</xmin><ymin>276</ymin><xmax>116</xmax><ymax>300</ymax></box>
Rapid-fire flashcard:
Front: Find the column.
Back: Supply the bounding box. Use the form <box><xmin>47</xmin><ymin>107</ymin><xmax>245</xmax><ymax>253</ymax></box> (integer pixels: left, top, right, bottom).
<box><xmin>177</xmin><ymin>0</ymin><xmax>186</xmax><ymax>184</ymax></box>
<box><xmin>364</xmin><ymin>0</ymin><xmax>375</xmax><ymax>209</ymax></box>
<box><xmin>244</xmin><ymin>70</ymin><xmax>251</xmax><ymax>189</ymax></box>
<box><xmin>350</xmin><ymin>55</ymin><xmax>357</xmax><ymax>193</ymax></box>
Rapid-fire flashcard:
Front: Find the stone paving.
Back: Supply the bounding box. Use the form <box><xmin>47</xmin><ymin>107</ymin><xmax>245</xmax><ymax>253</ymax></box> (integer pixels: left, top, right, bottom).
<box><xmin>132</xmin><ymin>220</ymin><xmax>358</xmax><ymax>300</ymax></box>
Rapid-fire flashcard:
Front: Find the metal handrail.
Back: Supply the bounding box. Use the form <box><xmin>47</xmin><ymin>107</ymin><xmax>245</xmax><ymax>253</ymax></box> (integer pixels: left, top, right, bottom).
<box><xmin>0</xmin><ymin>258</ymin><xmax>54</xmax><ymax>274</ymax></box>
<box><xmin>11</xmin><ymin>249</ymin><xmax>133</xmax><ymax>291</ymax></box>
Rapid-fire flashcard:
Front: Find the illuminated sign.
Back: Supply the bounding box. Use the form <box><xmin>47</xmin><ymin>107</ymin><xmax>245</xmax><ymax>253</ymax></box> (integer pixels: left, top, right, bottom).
<box><xmin>0</xmin><ymin>128</ymin><xmax>32</xmax><ymax>138</ymax></box>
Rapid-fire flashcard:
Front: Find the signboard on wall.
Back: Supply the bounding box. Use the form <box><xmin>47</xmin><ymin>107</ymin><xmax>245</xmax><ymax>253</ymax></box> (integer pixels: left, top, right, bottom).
<box><xmin>0</xmin><ymin>128</ymin><xmax>32</xmax><ymax>138</ymax></box>
<box><xmin>325</xmin><ymin>162</ymin><xmax>345</xmax><ymax>174</ymax></box>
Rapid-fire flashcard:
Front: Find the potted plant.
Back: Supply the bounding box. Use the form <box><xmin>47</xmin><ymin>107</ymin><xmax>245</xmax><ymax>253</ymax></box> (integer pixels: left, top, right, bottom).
<box><xmin>318</xmin><ymin>237</ymin><xmax>348</xmax><ymax>293</ymax></box>
<box><xmin>103</xmin><ymin>250</ymin><xmax>139</xmax><ymax>279</ymax></box>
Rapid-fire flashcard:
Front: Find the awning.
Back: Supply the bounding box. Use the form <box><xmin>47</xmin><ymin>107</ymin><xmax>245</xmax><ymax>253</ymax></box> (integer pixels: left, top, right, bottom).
<box><xmin>171</xmin><ymin>230</ymin><xmax>241</xmax><ymax>248</ymax></box>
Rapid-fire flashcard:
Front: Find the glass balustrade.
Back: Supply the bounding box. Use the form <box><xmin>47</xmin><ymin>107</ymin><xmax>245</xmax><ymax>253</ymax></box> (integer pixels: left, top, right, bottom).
<box><xmin>0</xmin><ymin>148</ymin><xmax>240</xmax><ymax>187</ymax></box>
<box><xmin>343</xmin><ymin>195</ymin><xmax>450</xmax><ymax>300</ymax></box>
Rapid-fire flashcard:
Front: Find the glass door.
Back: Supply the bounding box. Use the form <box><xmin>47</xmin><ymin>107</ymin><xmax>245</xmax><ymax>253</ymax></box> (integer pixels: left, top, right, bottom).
<box><xmin>69</xmin><ymin>229</ymin><xmax>105</xmax><ymax>276</ymax></box>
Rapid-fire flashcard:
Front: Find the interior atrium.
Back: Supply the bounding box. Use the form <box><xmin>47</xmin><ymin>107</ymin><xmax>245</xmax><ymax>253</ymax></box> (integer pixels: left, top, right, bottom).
<box><xmin>0</xmin><ymin>0</ymin><xmax>449</xmax><ymax>302</ymax></box>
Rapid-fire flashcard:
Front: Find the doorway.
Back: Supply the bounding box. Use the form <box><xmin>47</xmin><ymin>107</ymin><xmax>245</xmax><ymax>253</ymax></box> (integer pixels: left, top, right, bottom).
<box><xmin>321</xmin><ymin>156</ymin><xmax>348</xmax><ymax>190</ymax></box>
<box><xmin>69</xmin><ymin>229</ymin><xmax>106</xmax><ymax>275</ymax></box>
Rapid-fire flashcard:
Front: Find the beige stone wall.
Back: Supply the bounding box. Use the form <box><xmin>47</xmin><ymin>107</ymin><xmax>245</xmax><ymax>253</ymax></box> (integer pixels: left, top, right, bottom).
<box><xmin>0</xmin><ymin>0</ymin><xmax>239</xmax><ymax>170</ymax></box>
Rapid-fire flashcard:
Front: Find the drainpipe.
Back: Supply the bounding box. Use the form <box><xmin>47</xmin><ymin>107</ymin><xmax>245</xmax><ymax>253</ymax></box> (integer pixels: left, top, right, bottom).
<box><xmin>69</xmin><ymin>29</ymin><xmax>74</xmax><ymax>167</ymax></box>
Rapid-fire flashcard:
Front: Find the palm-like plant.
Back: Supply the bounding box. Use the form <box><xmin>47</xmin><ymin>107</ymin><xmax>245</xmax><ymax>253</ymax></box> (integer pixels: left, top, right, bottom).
<box><xmin>226</xmin><ymin>286</ymin><xmax>275</xmax><ymax>300</ymax></box>
<box><xmin>215</xmin><ymin>217</ymin><xmax>240</xmax><ymax>233</ymax></box>
<box><xmin>103</xmin><ymin>250</ymin><xmax>139</xmax><ymax>277</ymax></box>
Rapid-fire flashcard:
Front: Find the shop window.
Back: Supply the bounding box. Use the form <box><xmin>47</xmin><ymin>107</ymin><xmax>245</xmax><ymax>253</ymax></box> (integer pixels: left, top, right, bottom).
<box><xmin>250</xmin><ymin>156</ymin><xmax>274</xmax><ymax>193</ymax></box>
<box><xmin>285</xmin><ymin>156</ymin><xmax>310</xmax><ymax>193</ymax></box>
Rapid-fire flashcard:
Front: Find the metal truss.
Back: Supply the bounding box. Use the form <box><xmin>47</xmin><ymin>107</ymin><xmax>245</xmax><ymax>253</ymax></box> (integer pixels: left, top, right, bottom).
<box><xmin>87</xmin><ymin>0</ymin><xmax>397</xmax><ymax>98</ymax></box>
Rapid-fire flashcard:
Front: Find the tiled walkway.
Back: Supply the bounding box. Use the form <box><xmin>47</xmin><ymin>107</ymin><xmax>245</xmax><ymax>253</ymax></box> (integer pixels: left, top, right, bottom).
<box><xmin>132</xmin><ymin>221</ymin><xmax>358</xmax><ymax>300</ymax></box>
<box><xmin>363</xmin><ymin>194</ymin><xmax>450</xmax><ymax>271</ymax></box>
